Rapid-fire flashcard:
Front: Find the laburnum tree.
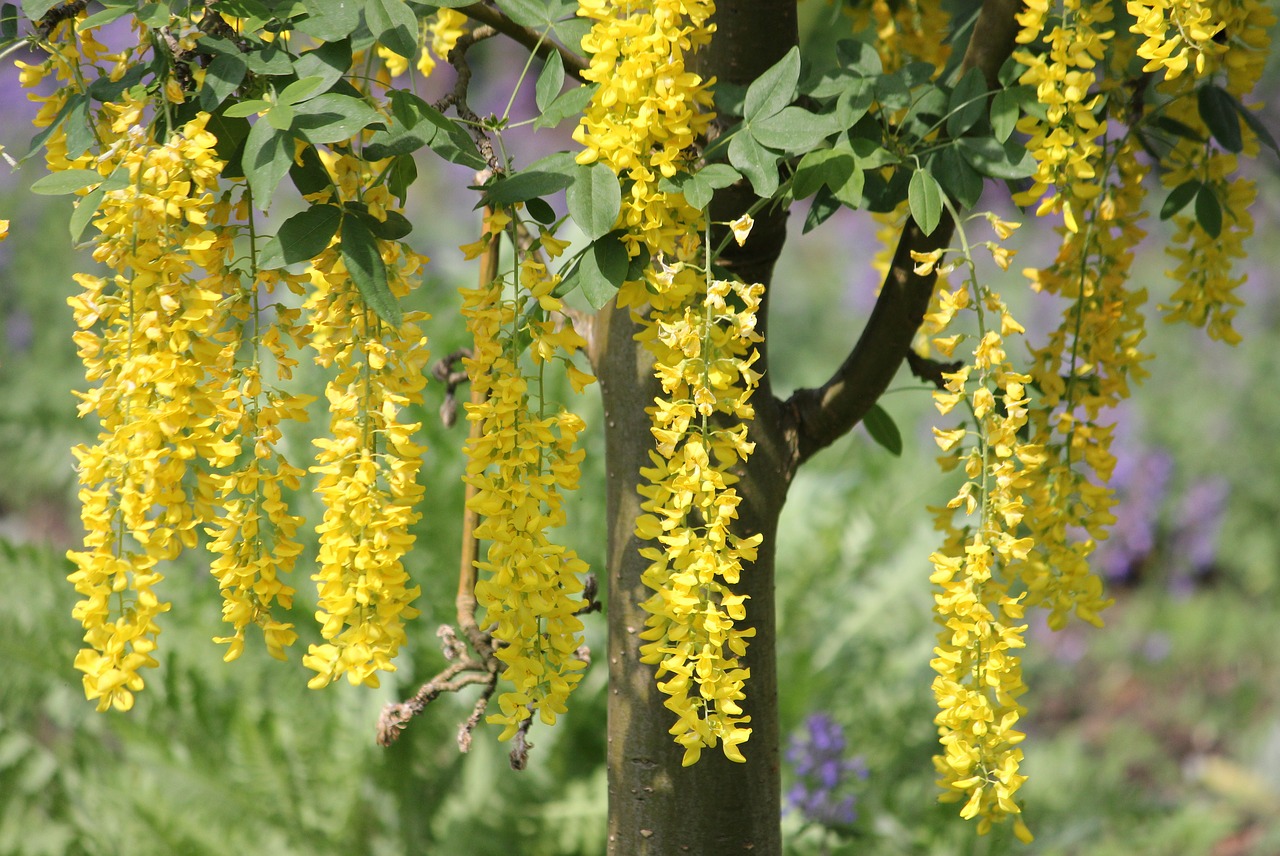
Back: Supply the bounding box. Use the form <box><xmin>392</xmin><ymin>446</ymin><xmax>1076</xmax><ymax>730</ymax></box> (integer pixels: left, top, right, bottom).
<box><xmin>0</xmin><ymin>0</ymin><xmax>1273</xmax><ymax>852</ymax></box>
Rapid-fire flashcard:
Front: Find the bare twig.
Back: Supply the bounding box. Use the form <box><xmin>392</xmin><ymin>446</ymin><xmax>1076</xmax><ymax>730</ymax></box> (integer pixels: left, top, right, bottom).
<box><xmin>434</xmin><ymin>25</ymin><xmax>502</xmax><ymax>171</ymax></box>
<box><xmin>458</xmin><ymin>3</ymin><xmax>589</xmax><ymax>83</ymax></box>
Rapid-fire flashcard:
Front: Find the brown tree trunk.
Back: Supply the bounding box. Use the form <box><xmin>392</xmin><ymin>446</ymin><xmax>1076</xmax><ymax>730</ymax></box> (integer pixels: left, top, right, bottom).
<box><xmin>598</xmin><ymin>3</ymin><xmax>798</xmax><ymax>854</ymax></box>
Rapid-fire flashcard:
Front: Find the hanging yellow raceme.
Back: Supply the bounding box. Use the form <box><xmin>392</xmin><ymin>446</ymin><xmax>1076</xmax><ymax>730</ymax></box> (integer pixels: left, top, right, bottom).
<box><xmin>461</xmin><ymin>214</ymin><xmax>594</xmax><ymax>738</ymax></box>
<box><xmin>635</xmin><ymin>273</ymin><xmax>764</xmax><ymax>766</ymax></box>
<box><xmin>65</xmin><ymin>99</ymin><xmax>229</xmax><ymax>711</ymax></box>
<box><xmin>576</xmin><ymin>0</ymin><xmax>767</xmax><ymax>763</ymax></box>
<box><xmin>301</xmin><ymin>154</ymin><xmax>431</xmax><ymax>690</ymax></box>
<box><xmin>1140</xmin><ymin>0</ymin><xmax>1274</xmax><ymax>343</ymax></box>
<box><xmin>920</xmin><ymin>224</ymin><xmax>1037</xmax><ymax>841</ymax></box>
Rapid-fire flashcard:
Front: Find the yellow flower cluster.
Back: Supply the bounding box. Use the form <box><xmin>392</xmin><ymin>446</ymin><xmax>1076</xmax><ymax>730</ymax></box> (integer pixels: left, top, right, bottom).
<box><xmin>1145</xmin><ymin>0</ymin><xmax>1273</xmax><ymax>343</ymax></box>
<box><xmin>64</xmin><ymin>101</ymin><xmax>228</xmax><ymax>711</ymax></box>
<box><xmin>1014</xmin><ymin>136</ymin><xmax>1150</xmax><ymax>634</ymax></box>
<box><xmin>635</xmin><ymin>274</ymin><xmax>765</xmax><ymax>766</ymax></box>
<box><xmin>203</xmin><ymin>235</ymin><xmax>314</xmax><ymax>662</ymax></box>
<box><xmin>1013</xmin><ymin>0</ymin><xmax>1115</xmax><ymax>231</ymax></box>
<box><xmin>378</xmin><ymin>8</ymin><xmax>469</xmax><ymax>78</ymax></box>
<box><xmin>301</xmin><ymin>156</ymin><xmax>431</xmax><ymax>690</ymax></box>
<box><xmin>461</xmin><ymin>215</ymin><xmax>593</xmax><ymax>739</ymax></box>
<box><xmin>32</xmin><ymin>7</ymin><xmax>443</xmax><ymax>708</ymax></box>
<box><xmin>1128</xmin><ymin>0</ymin><xmax>1225</xmax><ymax>79</ymax></box>
<box><xmin>575</xmin><ymin>0</ymin><xmax>766</xmax><ymax>763</ymax></box>
<box><xmin>921</xmin><ymin>230</ymin><xmax>1037</xmax><ymax>841</ymax></box>
<box><xmin>574</xmin><ymin>0</ymin><xmax>716</xmax><ymax>268</ymax></box>
<box><xmin>851</xmin><ymin>0</ymin><xmax>952</xmax><ymax>72</ymax></box>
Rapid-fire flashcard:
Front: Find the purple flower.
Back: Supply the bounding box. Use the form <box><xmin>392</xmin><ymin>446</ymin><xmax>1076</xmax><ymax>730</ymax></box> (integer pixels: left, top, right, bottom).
<box><xmin>1097</xmin><ymin>447</ymin><xmax>1173</xmax><ymax>585</ymax></box>
<box><xmin>784</xmin><ymin>714</ymin><xmax>867</xmax><ymax>827</ymax></box>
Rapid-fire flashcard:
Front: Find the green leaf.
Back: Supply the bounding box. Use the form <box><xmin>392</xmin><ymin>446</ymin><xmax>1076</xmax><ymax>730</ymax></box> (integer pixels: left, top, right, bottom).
<box><xmin>78</xmin><ymin>3</ymin><xmax>133</xmax><ymax>30</ymax></box>
<box><xmin>63</xmin><ymin>97</ymin><xmax>94</xmax><ymax>159</ymax></box>
<box><xmin>1</xmin><ymin>3</ymin><xmax>18</xmax><ymax>40</ymax></box>
<box><xmin>908</xmin><ymin>168</ymin><xmax>944</xmax><ymax>237</ymax></box>
<box><xmin>803</xmin><ymin>185</ymin><xmax>841</xmax><ymax>233</ymax></box>
<box><xmin>292</xmin><ymin>94</ymin><xmax>381</xmax><ymax>144</ymax></box>
<box><xmin>947</xmin><ymin>67</ymin><xmax>987</xmax><ymax>138</ymax></box>
<box><xmin>69</xmin><ymin>185</ymin><xmax>105</xmax><ymax>242</ymax></box>
<box><xmin>387</xmin><ymin>154</ymin><xmax>417</xmax><ymax>207</ymax></box>
<box><xmin>929</xmin><ymin>145</ymin><xmax>983</xmax><ymax>210</ymax></box>
<box><xmin>199</xmin><ymin>54</ymin><xmax>247</xmax><ymax>112</ymax></box>
<box><xmin>244</xmin><ymin>42</ymin><xmax>292</xmax><ymax>76</ymax></box>
<box><xmin>21</xmin><ymin>0</ymin><xmax>60</xmax><ymax>18</ymax></box>
<box><xmin>792</xmin><ymin>149</ymin><xmax>854</xmax><ymax>200</ymax></box>
<box><xmin>743</xmin><ymin>46</ymin><xmax>800</xmax><ymax>122</ymax></box>
<box><xmin>834</xmin><ymin>81</ymin><xmax>874</xmax><ymax>130</ymax></box>
<box><xmin>367</xmin><ymin>209</ymin><xmax>413</xmax><ymax>240</ymax></box>
<box><xmin>989</xmin><ymin>88</ymin><xmax>1020</xmax><ymax>144</ymax></box>
<box><xmin>862</xmin><ymin>403</ymin><xmax>902</xmax><ymax>456</ymax></box>
<box><xmin>534</xmin><ymin>83</ymin><xmax>598</xmax><ymax>130</ymax></box>
<box><xmin>29</xmin><ymin>169</ymin><xmax>104</xmax><ymax>195</ymax></box>
<box><xmin>205</xmin><ymin>111</ymin><xmax>251</xmax><ymax>164</ymax></box>
<box><xmin>728</xmin><ymin>131</ymin><xmax>778</xmax><ymax>198</ymax></box>
<box><xmin>135</xmin><ymin>1</ymin><xmax>169</xmax><ymax>28</ymax></box>
<box><xmin>577</xmin><ymin>233</ymin><xmax>629</xmax><ymax>310</ymax></box>
<box><xmin>224</xmin><ymin>99</ymin><xmax>271</xmax><ymax>118</ymax></box>
<box><xmin>525</xmin><ymin>197</ymin><xmax>556</xmax><ymax>224</ymax></box>
<box><xmin>289</xmin><ymin>143</ymin><xmax>331</xmax><ymax>196</ymax></box>
<box><xmin>278</xmin><ymin>75</ymin><xmax>328</xmax><ymax>107</ymax></box>
<box><xmin>495</xmin><ymin>0</ymin><xmax>566</xmax><ymax>28</ymax></box>
<box><xmin>1194</xmin><ymin>183</ymin><xmax>1222</xmax><ymax>239</ymax></box>
<box><xmin>292</xmin><ymin>39</ymin><xmax>353</xmax><ymax>96</ymax></box>
<box><xmin>483</xmin><ymin>170</ymin><xmax>574</xmax><ymax>208</ymax></box>
<box><xmin>750</xmin><ymin>106</ymin><xmax>834</xmax><ymax>154</ymax></box>
<box><xmin>266</xmin><ymin>103</ymin><xmax>295</xmax><ymax>131</ymax></box>
<box><xmin>874</xmin><ymin>72</ymin><xmax>912</xmax><ymax>114</ymax></box>
<box><xmin>683</xmin><ymin>163</ymin><xmax>741</xmax><ymax>209</ymax></box>
<box><xmin>835</xmin><ymin>38</ymin><xmax>882</xmax><ymax>77</ymax></box>
<box><xmin>380</xmin><ymin>90</ymin><xmax>486</xmax><ymax>169</ymax></box>
<box><xmin>297</xmin><ymin>0</ymin><xmax>360</xmax><ymax>40</ymax></box>
<box><xmin>341</xmin><ymin>215</ymin><xmax>401</xmax><ymax>326</ymax></box>
<box><xmin>68</xmin><ymin>171</ymin><xmax>128</xmax><ymax>242</ymax></box>
<box><xmin>242</xmin><ymin>120</ymin><xmax>294</xmax><ymax>207</ymax></box>
<box><xmin>567</xmin><ymin>162</ymin><xmax>621</xmax><ymax>241</ymax></box>
<box><xmin>1230</xmin><ymin>92</ymin><xmax>1280</xmax><ymax>157</ymax></box>
<box><xmin>1197</xmin><ymin>84</ymin><xmax>1242</xmax><ymax>154</ymax></box>
<box><xmin>535</xmin><ymin>52</ymin><xmax>566</xmax><ymax>113</ymax></box>
<box><xmin>957</xmin><ymin>137</ymin><xmax>1036</xmax><ymax>180</ymax></box>
<box><xmin>260</xmin><ymin>204</ymin><xmax>342</xmax><ymax>269</ymax></box>
<box><xmin>1160</xmin><ymin>179</ymin><xmax>1201</xmax><ymax>221</ymax></box>
<box><xmin>366</xmin><ymin>0</ymin><xmax>418</xmax><ymax>59</ymax></box>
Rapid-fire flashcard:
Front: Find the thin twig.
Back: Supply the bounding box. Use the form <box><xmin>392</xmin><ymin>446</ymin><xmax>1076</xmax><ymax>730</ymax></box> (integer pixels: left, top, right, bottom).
<box><xmin>458</xmin><ymin>3</ymin><xmax>589</xmax><ymax>83</ymax></box>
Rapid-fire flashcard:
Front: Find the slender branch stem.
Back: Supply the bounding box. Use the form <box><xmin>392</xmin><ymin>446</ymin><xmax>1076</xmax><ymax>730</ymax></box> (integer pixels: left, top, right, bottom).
<box><xmin>459</xmin><ymin>3</ymin><xmax>589</xmax><ymax>82</ymax></box>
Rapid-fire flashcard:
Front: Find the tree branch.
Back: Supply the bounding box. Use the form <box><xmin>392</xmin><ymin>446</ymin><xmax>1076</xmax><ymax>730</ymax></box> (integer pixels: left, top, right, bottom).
<box><xmin>459</xmin><ymin>3</ymin><xmax>589</xmax><ymax>83</ymax></box>
<box><xmin>782</xmin><ymin>0</ymin><xmax>1024</xmax><ymax>471</ymax></box>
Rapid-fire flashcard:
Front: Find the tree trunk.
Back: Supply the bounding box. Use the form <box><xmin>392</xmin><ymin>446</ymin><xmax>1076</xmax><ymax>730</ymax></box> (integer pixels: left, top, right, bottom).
<box><xmin>598</xmin><ymin>3</ymin><xmax>798</xmax><ymax>854</ymax></box>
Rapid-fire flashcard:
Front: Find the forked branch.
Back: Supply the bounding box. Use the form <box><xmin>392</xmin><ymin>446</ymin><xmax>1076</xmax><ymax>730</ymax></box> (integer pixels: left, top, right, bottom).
<box><xmin>782</xmin><ymin>0</ymin><xmax>1024</xmax><ymax>472</ymax></box>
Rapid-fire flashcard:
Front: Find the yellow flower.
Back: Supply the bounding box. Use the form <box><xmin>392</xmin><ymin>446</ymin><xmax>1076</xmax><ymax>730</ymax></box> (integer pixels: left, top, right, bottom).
<box><xmin>729</xmin><ymin>213</ymin><xmax>754</xmax><ymax>246</ymax></box>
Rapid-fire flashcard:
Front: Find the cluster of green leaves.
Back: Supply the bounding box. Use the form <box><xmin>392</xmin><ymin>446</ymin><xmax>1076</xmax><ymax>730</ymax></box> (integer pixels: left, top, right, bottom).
<box><xmin>1144</xmin><ymin>81</ymin><xmax>1280</xmax><ymax>239</ymax></box>
<box><xmin>699</xmin><ymin>42</ymin><xmax>1038</xmax><ymax>239</ymax></box>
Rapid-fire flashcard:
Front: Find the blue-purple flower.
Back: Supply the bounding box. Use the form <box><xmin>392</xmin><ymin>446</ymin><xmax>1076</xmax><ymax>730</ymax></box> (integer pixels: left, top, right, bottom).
<box><xmin>784</xmin><ymin>714</ymin><xmax>867</xmax><ymax>827</ymax></box>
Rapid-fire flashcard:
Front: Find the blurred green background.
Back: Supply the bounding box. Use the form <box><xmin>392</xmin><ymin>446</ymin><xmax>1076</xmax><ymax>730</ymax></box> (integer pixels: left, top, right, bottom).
<box><xmin>3</xmin><ymin>9</ymin><xmax>1280</xmax><ymax>856</ymax></box>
